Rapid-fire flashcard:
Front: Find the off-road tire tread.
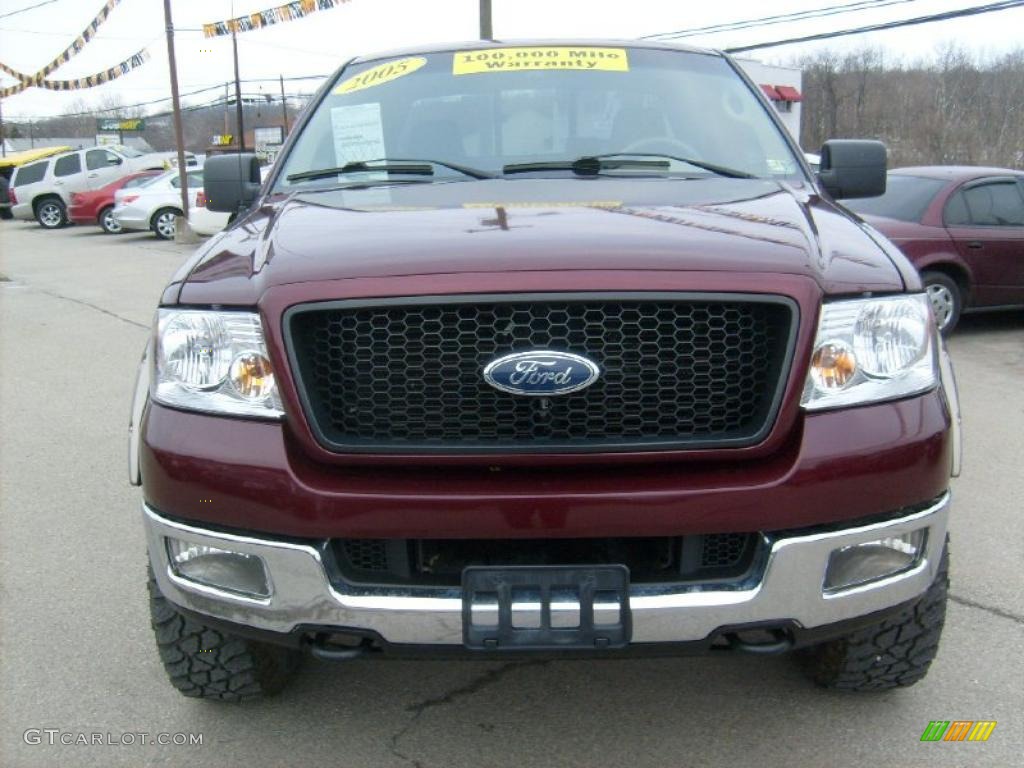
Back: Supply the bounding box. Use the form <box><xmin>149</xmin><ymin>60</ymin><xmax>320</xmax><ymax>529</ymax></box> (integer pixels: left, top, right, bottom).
<box><xmin>148</xmin><ymin>569</ymin><xmax>300</xmax><ymax>701</ymax></box>
<box><xmin>803</xmin><ymin>538</ymin><xmax>949</xmax><ymax>691</ymax></box>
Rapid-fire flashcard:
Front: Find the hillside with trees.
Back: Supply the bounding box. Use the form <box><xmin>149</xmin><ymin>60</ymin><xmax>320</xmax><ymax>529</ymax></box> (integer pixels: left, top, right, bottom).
<box><xmin>796</xmin><ymin>45</ymin><xmax>1024</xmax><ymax>168</ymax></box>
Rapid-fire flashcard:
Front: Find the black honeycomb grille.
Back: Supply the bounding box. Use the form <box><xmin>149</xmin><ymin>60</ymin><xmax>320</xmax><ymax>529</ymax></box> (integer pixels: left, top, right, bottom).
<box><xmin>701</xmin><ymin>533</ymin><xmax>752</xmax><ymax>569</ymax></box>
<box><xmin>342</xmin><ymin>539</ymin><xmax>389</xmax><ymax>571</ymax></box>
<box><xmin>286</xmin><ymin>294</ymin><xmax>795</xmax><ymax>453</ymax></box>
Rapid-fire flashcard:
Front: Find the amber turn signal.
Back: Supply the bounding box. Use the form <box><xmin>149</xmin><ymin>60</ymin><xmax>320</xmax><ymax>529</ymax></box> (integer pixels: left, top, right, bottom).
<box><xmin>229</xmin><ymin>352</ymin><xmax>276</xmax><ymax>401</ymax></box>
<box><xmin>809</xmin><ymin>342</ymin><xmax>857</xmax><ymax>390</ymax></box>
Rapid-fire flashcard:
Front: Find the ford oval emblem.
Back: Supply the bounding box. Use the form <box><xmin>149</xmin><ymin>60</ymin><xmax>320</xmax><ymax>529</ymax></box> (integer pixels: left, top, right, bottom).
<box><xmin>482</xmin><ymin>350</ymin><xmax>601</xmax><ymax>396</ymax></box>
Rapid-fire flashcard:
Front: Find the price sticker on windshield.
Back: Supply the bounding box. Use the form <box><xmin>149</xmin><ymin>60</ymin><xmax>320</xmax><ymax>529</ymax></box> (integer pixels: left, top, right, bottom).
<box><xmin>334</xmin><ymin>56</ymin><xmax>427</xmax><ymax>95</ymax></box>
<box><xmin>454</xmin><ymin>47</ymin><xmax>629</xmax><ymax>75</ymax></box>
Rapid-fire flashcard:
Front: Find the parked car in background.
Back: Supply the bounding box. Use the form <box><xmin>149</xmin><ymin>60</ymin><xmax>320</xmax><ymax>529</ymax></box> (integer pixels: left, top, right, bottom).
<box><xmin>68</xmin><ymin>171</ymin><xmax>162</xmax><ymax>233</ymax></box>
<box><xmin>0</xmin><ymin>168</ymin><xmax>11</xmax><ymax>220</ymax></box>
<box><xmin>1</xmin><ymin>146</ymin><xmax>73</xmax><ymax>220</ymax></box>
<box><xmin>187</xmin><ymin>189</ymin><xmax>231</xmax><ymax>236</ymax></box>
<box><xmin>108</xmin><ymin>144</ymin><xmax>199</xmax><ymax>171</ymax></box>
<box><xmin>9</xmin><ymin>146</ymin><xmax>196</xmax><ymax>229</ymax></box>
<box><xmin>112</xmin><ymin>169</ymin><xmax>204</xmax><ymax>239</ymax></box>
<box><xmin>844</xmin><ymin>166</ymin><xmax>1024</xmax><ymax>333</ymax></box>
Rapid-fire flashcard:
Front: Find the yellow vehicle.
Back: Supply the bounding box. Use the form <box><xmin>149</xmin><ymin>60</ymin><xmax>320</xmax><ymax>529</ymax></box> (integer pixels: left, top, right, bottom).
<box><xmin>0</xmin><ymin>145</ymin><xmax>73</xmax><ymax>169</ymax></box>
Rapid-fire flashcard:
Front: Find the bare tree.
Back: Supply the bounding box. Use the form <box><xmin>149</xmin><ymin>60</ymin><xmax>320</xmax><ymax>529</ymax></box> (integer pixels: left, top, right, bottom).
<box><xmin>796</xmin><ymin>46</ymin><xmax>1024</xmax><ymax>168</ymax></box>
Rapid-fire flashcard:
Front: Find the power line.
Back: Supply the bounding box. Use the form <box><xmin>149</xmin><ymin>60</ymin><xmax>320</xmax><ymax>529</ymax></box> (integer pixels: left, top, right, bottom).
<box><xmin>0</xmin><ymin>0</ymin><xmax>58</xmax><ymax>20</ymax></box>
<box><xmin>642</xmin><ymin>0</ymin><xmax>921</xmax><ymax>40</ymax></box>
<box><xmin>6</xmin><ymin>74</ymin><xmax>328</xmax><ymax>119</ymax></box>
<box><xmin>725</xmin><ymin>0</ymin><xmax>1024</xmax><ymax>52</ymax></box>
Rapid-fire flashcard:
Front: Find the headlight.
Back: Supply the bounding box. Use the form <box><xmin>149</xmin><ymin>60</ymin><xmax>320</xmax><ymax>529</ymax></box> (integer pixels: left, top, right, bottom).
<box><xmin>801</xmin><ymin>294</ymin><xmax>936</xmax><ymax>410</ymax></box>
<box><xmin>154</xmin><ymin>309</ymin><xmax>284</xmax><ymax>418</ymax></box>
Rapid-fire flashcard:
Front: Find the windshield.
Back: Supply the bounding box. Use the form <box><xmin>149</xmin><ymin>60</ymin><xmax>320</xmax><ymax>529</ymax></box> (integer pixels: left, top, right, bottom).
<box><xmin>843</xmin><ymin>175</ymin><xmax>947</xmax><ymax>222</ymax></box>
<box><xmin>112</xmin><ymin>145</ymin><xmax>144</xmax><ymax>158</ymax></box>
<box><xmin>275</xmin><ymin>46</ymin><xmax>803</xmax><ymax>190</ymax></box>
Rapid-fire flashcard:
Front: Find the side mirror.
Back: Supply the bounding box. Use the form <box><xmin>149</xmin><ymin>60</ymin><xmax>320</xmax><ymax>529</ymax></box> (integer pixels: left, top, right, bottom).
<box><xmin>108</xmin><ymin>156</ymin><xmax>123</xmax><ymax>166</ymax></box>
<box><xmin>204</xmin><ymin>153</ymin><xmax>262</xmax><ymax>214</ymax></box>
<box><xmin>817</xmin><ymin>140</ymin><xmax>887</xmax><ymax>199</ymax></box>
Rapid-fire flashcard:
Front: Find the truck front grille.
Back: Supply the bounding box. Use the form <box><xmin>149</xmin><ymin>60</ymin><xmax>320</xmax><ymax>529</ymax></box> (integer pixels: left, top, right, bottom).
<box><xmin>333</xmin><ymin>534</ymin><xmax>760</xmax><ymax>588</ymax></box>
<box><xmin>285</xmin><ymin>293</ymin><xmax>796</xmax><ymax>453</ymax></box>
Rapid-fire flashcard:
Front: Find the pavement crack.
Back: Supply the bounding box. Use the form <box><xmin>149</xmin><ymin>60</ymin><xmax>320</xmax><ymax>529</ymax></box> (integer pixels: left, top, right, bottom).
<box><xmin>32</xmin><ymin>286</ymin><xmax>149</xmax><ymax>329</ymax></box>
<box><xmin>387</xmin><ymin>660</ymin><xmax>550</xmax><ymax>767</ymax></box>
<box><xmin>949</xmin><ymin>593</ymin><xmax>1024</xmax><ymax>625</ymax></box>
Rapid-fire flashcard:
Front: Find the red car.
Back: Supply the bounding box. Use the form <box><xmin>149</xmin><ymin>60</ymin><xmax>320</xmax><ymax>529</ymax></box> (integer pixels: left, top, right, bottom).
<box><xmin>68</xmin><ymin>171</ymin><xmax>160</xmax><ymax>234</ymax></box>
<box><xmin>845</xmin><ymin>166</ymin><xmax>1024</xmax><ymax>333</ymax></box>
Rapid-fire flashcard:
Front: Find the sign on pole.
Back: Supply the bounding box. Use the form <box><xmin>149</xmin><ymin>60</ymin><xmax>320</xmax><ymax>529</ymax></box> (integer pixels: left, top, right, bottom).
<box><xmin>96</xmin><ymin>117</ymin><xmax>145</xmax><ymax>132</ymax></box>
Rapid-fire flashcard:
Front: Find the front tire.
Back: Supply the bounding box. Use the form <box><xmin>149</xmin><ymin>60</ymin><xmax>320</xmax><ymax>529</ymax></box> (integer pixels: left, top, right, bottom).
<box><xmin>802</xmin><ymin>538</ymin><xmax>949</xmax><ymax>691</ymax></box>
<box><xmin>148</xmin><ymin>569</ymin><xmax>301</xmax><ymax>701</ymax></box>
<box><xmin>151</xmin><ymin>207</ymin><xmax>180</xmax><ymax>240</ymax></box>
<box><xmin>923</xmin><ymin>272</ymin><xmax>962</xmax><ymax>335</ymax></box>
<box><xmin>99</xmin><ymin>205</ymin><xmax>121</xmax><ymax>234</ymax></box>
<box><xmin>35</xmin><ymin>197</ymin><xmax>67</xmax><ymax>229</ymax></box>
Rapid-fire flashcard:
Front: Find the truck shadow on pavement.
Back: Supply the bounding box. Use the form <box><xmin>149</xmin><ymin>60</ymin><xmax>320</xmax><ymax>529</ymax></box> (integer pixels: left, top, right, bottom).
<box><xmin>207</xmin><ymin>653</ymin><xmax>923</xmax><ymax>766</ymax></box>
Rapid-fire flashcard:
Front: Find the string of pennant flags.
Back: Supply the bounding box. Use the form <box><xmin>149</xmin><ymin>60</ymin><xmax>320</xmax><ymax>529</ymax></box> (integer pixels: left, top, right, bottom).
<box><xmin>0</xmin><ymin>48</ymin><xmax>150</xmax><ymax>98</ymax></box>
<box><xmin>0</xmin><ymin>0</ymin><xmax>149</xmax><ymax>98</ymax></box>
<box><xmin>0</xmin><ymin>0</ymin><xmax>353</xmax><ymax>99</ymax></box>
<box><xmin>203</xmin><ymin>0</ymin><xmax>350</xmax><ymax>37</ymax></box>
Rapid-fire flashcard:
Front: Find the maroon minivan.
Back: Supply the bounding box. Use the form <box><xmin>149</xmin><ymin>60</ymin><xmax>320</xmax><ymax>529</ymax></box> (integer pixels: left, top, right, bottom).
<box><xmin>129</xmin><ymin>40</ymin><xmax>961</xmax><ymax>700</ymax></box>
<box><xmin>845</xmin><ymin>166</ymin><xmax>1024</xmax><ymax>332</ymax></box>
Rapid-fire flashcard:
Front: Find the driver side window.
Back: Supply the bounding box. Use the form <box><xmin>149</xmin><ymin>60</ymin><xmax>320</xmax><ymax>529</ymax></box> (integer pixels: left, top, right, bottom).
<box><xmin>85</xmin><ymin>150</ymin><xmax>108</xmax><ymax>171</ymax></box>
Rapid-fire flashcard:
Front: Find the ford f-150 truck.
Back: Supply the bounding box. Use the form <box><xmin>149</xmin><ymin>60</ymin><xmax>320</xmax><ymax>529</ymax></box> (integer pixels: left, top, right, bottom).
<box><xmin>129</xmin><ymin>40</ymin><xmax>962</xmax><ymax>701</ymax></box>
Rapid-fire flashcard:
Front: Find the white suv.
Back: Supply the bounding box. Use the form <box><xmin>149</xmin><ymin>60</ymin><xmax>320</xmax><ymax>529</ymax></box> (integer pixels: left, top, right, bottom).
<box><xmin>9</xmin><ymin>146</ymin><xmax>197</xmax><ymax>228</ymax></box>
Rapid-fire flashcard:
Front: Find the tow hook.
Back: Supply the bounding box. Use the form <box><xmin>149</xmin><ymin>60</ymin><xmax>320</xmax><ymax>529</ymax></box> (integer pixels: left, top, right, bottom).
<box><xmin>724</xmin><ymin>629</ymin><xmax>794</xmax><ymax>654</ymax></box>
<box><xmin>309</xmin><ymin>634</ymin><xmax>371</xmax><ymax>661</ymax></box>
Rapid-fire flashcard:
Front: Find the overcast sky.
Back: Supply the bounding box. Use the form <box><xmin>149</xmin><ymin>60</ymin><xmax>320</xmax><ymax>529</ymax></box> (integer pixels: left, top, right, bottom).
<box><xmin>2</xmin><ymin>0</ymin><xmax>1023</xmax><ymax>120</ymax></box>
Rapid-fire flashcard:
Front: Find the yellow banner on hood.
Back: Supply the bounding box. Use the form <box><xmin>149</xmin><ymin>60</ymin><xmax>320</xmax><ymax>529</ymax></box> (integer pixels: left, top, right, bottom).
<box><xmin>454</xmin><ymin>47</ymin><xmax>629</xmax><ymax>75</ymax></box>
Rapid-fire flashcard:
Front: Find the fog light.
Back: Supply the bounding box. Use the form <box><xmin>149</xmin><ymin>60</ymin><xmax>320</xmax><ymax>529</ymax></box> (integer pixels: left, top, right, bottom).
<box><xmin>166</xmin><ymin>538</ymin><xmax>270</xmax><ymax>598</ymax></box>
<box><xmin>824</xmin><ymin>529</ymin><xmax>926</xmax><ymax>593</ymax></box>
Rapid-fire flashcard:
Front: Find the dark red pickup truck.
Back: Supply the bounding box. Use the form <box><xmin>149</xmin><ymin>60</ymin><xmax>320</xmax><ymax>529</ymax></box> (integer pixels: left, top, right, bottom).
<box><xmin>129</xmin><ymin>40</ymin><xmax>961</xmax><ymax>701</ymax></box>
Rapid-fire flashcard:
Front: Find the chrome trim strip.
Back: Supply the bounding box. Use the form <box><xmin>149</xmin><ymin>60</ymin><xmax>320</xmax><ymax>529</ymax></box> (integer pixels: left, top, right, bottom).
<box><xmin>938</xmin><ymin>338</ymin><xmax>962</xmax><ymax>477</ymax></box>
<box><xmin>127</xmin><ymin>339</ymin><xmax>151</xmax><ymax>487</ymax></box>
<box><xmin>144</xmin><ymin>493</ymin><xmax>950</xmax><ymax>646</ymax></box>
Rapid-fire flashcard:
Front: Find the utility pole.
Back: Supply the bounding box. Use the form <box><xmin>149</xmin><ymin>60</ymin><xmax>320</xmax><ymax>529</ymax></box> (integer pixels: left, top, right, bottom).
<box><xmin>232</xmin><ymin>27</ymin><xmax>245</xmax><ymax>151</ymax></box>
<box><xmin>479</xmin><ymin>0</ymin><xmax>492</xmax><ymax>40</ymax></box>
<box><xmin>163</xmin><ymin>0</ymin><xmax>190</xmax><ymax>221</ymax></box>
<box><xmin>223</xmin><ymin>82</ymin><xmax>230</xmax><ymax>136</ymax></box>
<box><xmin>279</xmin><ymin>74</ymin><xmax>289</xmax><ymax>135</ymax></box>
<box><xmin>0</xmin><ymin>97</ymin><xmax>5</xmax><ymax>157</ymax></box>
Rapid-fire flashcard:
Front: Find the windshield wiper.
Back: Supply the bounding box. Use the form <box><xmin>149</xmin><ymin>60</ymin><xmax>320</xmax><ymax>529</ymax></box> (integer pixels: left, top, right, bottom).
<box><xmin>502</xmin><ymin>156</ymin><xmax>670</xmax><ymax>176</ymax></box>
<box><xmin>593</xmin><ymin>153</ymin><xmax>757</xmax><ymax>179</ymax></box>
<box><xmin>287</xmin><ymin>157</ymin><xmax>493</xmax><ymax>183</ymax></box>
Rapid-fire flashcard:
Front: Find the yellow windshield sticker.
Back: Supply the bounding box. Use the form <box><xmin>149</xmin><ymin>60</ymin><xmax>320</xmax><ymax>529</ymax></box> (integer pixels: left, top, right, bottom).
<box><xmin>334</xmin><ymin>56</ymin><xmax>427</xmax><ymax>95</ymax></box>
<box><xmin>453</xmin><ymin>47</ymin><xmax>629</xmax><ymax>75</ymax></box>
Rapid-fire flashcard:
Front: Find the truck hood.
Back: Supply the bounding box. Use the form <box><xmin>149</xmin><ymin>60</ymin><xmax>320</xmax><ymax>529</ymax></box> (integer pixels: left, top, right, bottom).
<box><xmin>171</xmin><ymin>177</ymin><xmax>906</xmax><ymax>305</ymax></box>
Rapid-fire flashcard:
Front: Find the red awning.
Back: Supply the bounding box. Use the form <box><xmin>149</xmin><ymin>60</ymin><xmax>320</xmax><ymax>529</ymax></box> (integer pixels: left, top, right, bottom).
<box><xmin>774</xmin><ymin>85</ymin><xmax>803</xmax><ymax>102</ymax></box>
<box><xmin>759</xmin><ymin>84</ymin><xmax>783</xmax><ymax>101</ymax></box>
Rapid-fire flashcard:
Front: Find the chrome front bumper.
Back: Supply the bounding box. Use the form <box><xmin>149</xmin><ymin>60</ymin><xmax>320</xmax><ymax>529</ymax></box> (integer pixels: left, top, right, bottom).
<box><xmin>144</xmin><ymin>493</ymin><xmax>950</xmax><ymax>646</ymax></box>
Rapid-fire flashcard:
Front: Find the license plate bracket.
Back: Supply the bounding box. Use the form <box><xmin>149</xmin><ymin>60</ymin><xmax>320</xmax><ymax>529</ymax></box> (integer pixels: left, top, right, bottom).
<box><xmin>462</xmin><ymin>565</ymin><xmax>631</xmax><ymax>650</ymax></box>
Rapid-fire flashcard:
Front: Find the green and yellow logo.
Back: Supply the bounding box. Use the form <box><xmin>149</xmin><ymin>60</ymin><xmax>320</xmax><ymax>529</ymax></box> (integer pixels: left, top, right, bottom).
<box><xmin>921</xmin><ymin>721</ymin><xmax>997</xmax><ymax>742</ymax></box>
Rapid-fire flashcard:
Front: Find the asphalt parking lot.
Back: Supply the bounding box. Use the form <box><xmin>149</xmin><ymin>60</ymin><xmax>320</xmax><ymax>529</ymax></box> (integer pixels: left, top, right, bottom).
<box><xmin>1</xmin><ymin>220</ymin><xmax>1022</xmax><ymax>768</ymax></box>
